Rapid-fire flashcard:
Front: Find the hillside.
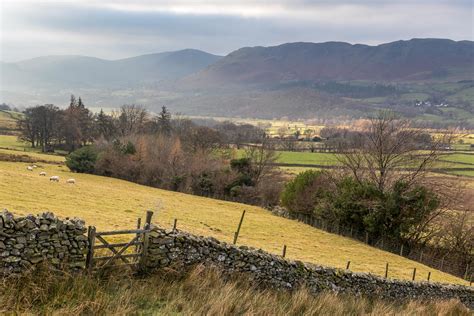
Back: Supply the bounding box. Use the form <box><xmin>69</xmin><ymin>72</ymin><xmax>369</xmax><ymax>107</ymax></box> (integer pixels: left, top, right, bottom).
<box><xmin>4</xmin><ymin>49</ymin><xmax>221</xmax><ymax>88</ymax></box>
<box><xmin>169</xmin><ymin>39</ymin><xmax>474</xmax><ymax>119</ymax></box>
<box><xmin>2</xmin><ymin>39</ymin><xmax>473</xmax><ymax>123</ymax></box>
<box><xmin>184</xmin><ymin>39</ymin><xmax>473</xmax><ymax>86</ymax></box>
<box><xmin>0</xmin><ymin>147</ymin><xmax>468</xmax><ymax>285</ymax></box>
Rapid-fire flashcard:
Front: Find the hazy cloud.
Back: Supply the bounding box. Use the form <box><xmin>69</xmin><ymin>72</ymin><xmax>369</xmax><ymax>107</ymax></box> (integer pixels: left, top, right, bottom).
<box><xmin>1</xmin><ymin>0</ymin><xmax>472</xmax><ymax>61</ymax></box>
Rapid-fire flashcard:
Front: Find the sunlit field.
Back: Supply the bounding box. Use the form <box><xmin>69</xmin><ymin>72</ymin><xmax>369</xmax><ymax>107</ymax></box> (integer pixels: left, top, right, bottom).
<box><xmin>0</xmin><ymin>159</ymin><xmax>469</xmax><ymax>285</ymax></box>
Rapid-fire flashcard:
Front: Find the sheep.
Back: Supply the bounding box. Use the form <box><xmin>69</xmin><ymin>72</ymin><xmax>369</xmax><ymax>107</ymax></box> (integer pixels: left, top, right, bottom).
<box><xmin>66</xmin><ymin>178</ymin><xmax>76</xmax><ymax>184</ymax></box>
<box><xmin>32</xmin><ymin>165</ymin><xmax>38</xmax><ymax>168</ymax></box>
<box><xmin>49</xmin><ymin>176</ymin><xmax>60</xmax><ymax>182</ymax></box>
<box><xmin>39</xmin><ymin>171</ymin><xmax>47</xmax><ymax>176</ymax></box>
<box><xmin>27</xmin><ymin>166</ymin><xmax>33</xmax><ymax>171</ymax></box>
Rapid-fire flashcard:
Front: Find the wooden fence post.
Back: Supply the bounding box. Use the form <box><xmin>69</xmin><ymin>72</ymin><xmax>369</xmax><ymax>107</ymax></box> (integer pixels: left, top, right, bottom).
<box><xmin>135</xmin><ymin>218</ymin><xmax>142</xmax><ymax>254</ymax></box>
<box><xmin>282</xmin><ymin>245</ymin><xmax>287</xmax><ymax>258</ymax></box>
<box><xmin>365</xmin><ymin>232</ymin><xmax>369</xmax><ymax>244</ymax></box>
<box><xmin>427</xmin><ymin>271</ymin><xmax>431</xmax><ymax>282</ymax></box>
<box><xmin>400</xmin><ymin>244</ymin><xmax>404</xmax><ymax>256</ymax></box>
<box><xmin>464</xmin><ymin>264</ymin><xmax>469</xmax><ymax>280</ymax></box>
<box><xmin>419</xmin><ymin>250</ymin><xmax>423</xmax><ymax>262</ymax></box>
<box><xmin>412</xmin><ymin>268</ymin><xmax>417</xmax><ymax>281</ymax></box>
<box><xmin>233</xmin><ymin>210</ymin><xmax>246</xmax><ymax>245</ymax></box>
<box><xmin>173</xmin><ymin>219</ymin><xmax>178</xmax><ymax>231</ymax></box>
<box><xmin>346</xmin><ymin>261</ymin><xmax>351</xmax><ymax>270</ymax></box>
<box><xmin>385</xmin><ymin>263</ymin><xmax>389</xmax><ymax>278</ymax></box>
<box><xmin>145</xmin><ymin>210</ymin><xmax>153</xmax><ymax>229</ymax></box>
<box><xmin>140</xmin><ymin>211</ymin><xmax>153</xmax><ymax>269</ymax></box>
<box><xmin>86</xmin><ymin>226</ymin><xmax>96</xmax><ymax>273</ymax></box>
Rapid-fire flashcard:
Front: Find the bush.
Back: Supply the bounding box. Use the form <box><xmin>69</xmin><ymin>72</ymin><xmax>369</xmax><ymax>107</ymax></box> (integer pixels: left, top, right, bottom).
<box><xmin>280</xmin><ymin>170</ymin><xmax>329</xmax><ymax>215</ymax></box>
<box><xmin>66</xmin><ymin>146</ymin><xmax>98</xmax><ymax>173</ymax></box>
<box><xmin>282</xmin><ymin>170</ymin><xmax>441</xmax><ymax>243</ymax></box>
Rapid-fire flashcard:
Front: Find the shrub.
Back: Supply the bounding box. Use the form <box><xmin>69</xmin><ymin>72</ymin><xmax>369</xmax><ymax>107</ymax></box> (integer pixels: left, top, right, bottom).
<box><xmin>66</xmin><ymin>146</ymin><xmax>98</xmax><ymax>173</ymax></box>
<box><xmin>280</xmin><ymin>170</ymin><xmax>329</xmax><ymax>215</ymax></box>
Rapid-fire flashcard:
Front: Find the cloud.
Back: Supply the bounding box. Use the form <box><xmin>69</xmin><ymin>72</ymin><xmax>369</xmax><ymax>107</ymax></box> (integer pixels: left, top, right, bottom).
<box><xmin>1</xmin><ymin>0</ymin><xmax>472</xmax><ymax>61</ymax></box>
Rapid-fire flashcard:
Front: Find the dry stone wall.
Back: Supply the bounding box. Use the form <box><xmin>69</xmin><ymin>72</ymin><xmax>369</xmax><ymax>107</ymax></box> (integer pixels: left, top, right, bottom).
<box><xmin>0</xmin><ymin>210</ymin><xmax>88</xmax><ymax>275</ymax></box>
<box><xmin>145</xmin><ymin>226</ymin><xmax>474</xmax><ymax>308</ymax></box>
<box><xmin>0</xmin><ymin>211</ymin><xmax>472</xmax><ymax>308</ymax></box>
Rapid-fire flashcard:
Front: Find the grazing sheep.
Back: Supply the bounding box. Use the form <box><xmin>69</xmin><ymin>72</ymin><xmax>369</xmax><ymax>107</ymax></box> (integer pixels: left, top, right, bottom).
<box><xmin>27</xmin><ymin>166</ymin><xmax>33</xmax><ymax>171</ymax></box>
<box><xmin>39</xmin><ymin>171</ymin><xmax>47</xmax><ymax>176</ymax></box>
<box><xmin>49</xmin><ymin>176</ymin><xmax>60</xmax><ymax>182</ymax></box>
<box><xmin>66</xmin><ymin>178</ymin><xmax>76</xmax><ymax>184</ymax></box>
<box><xmin>32</xmin><ymin>165</ymin><xmax>38</xmax><ymax>168</ymax></box>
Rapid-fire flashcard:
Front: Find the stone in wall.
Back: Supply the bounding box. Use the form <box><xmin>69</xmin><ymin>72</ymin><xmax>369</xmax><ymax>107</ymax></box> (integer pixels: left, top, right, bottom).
<box><xmin>0</xmin><ymin>210</ymin><xmax>88</xmax><ymax>275</ymax></box>
<box><xmin>145</xmin><ymin>226</ymin><xmax>474</xmax><ymax>309</ymax></box>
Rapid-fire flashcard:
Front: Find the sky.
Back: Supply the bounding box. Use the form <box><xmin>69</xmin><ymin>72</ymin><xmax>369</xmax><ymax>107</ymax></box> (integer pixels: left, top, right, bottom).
<box><xmin>0</xmin><ymin>0</ymin><xmax>472</xmax><ymax>62</ymax></box>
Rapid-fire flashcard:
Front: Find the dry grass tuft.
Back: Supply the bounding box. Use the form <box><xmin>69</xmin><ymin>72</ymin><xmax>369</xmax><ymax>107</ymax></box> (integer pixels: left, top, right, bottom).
<box><xmin>0</xmin><ymin>265</ymin><xmax>470</xmax><ymax>315</ymax></box>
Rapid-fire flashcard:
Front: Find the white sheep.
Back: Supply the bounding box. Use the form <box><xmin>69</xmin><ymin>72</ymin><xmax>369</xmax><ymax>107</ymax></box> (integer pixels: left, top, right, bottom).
<box><xmin>27</xmin><ymin>166</ymin><xmax>33</xmax><ymax>171</ymax></box>
<box><xmin>39</xmin><ymin>171</ymin><xmax>47</xmax><ymax>176</ymax></box>
<box><xmin>49</xmin><ymin>176</ymin><xmax>60</xmax><ymax>182</ymax></box>
<box><xmin>66</xmin><ymin>178</ymin><xmax>76</xmax><ymax>184</ymax></box>
<box><xmin>32</xmin><ymin>165</ymin><xmax>38</xmax><ymax>168</ymax></box>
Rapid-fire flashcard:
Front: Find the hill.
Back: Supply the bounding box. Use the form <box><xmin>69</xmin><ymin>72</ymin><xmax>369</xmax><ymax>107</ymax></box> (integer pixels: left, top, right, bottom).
<box><xmin>168</xmin><ymin>39</ymin><xmax>474</xmax><ymax>119</ymax></box>
<box><xmin>3</xmin><ymin>49</ymin><xmax>221</xmax><ymax>89</ymax></box>
<box><xmin>0</xmin><ymin>147</ymin><xmax>468</xmax><ymax>285</ymax></box>
<box><xmin>1</xmin><ymin>39</ymin><xmax>473</xmax><ymax>123</ymax></box>
<box><xmin>184</xmin><ymin>39</ymin><xmax>473</xmax><ymax>85</ymax></box>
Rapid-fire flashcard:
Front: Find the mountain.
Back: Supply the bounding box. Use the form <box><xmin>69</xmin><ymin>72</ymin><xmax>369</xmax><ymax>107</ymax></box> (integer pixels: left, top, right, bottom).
<box><xmin>1</xmin><ymin>39</ymin><xmax>473</xmax><ymax>124</ymax></box>
<box><xmin>182</xmin><ymin>39</ymin><xmax>474</xmax><ymax>87</ymax></box>
<box><xmin>1</xmin><ymin>49</ymin><xmax>221</xmax><ymax>90</ymax></box>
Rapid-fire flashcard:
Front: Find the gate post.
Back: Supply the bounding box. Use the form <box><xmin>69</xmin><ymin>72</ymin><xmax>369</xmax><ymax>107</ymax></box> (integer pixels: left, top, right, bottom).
<box><xmin>139</xmin><ymin>211</ymin><xmax>154</xmax><ymax>270</ymax></box>
<box><xmin>86</xmin><ymin>226</ymin><xmax>96</xmax><ymax>273</ymax></box>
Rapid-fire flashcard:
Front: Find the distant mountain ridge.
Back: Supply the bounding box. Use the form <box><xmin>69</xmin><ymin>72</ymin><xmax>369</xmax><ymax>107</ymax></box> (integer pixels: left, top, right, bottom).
<box><xmin>182</xmin><ymin>39</ymin><xmax>474</xmax><ymax>87</ymax></box>
<box><xmin>2</xmin><ymin>49</ymin><xmax>222</xmax><ymax>89</ymax></box>
<box><xmin>1</xmin><ymin>39</ymin><xmax>473</xmax><ymax>123</ymax></box>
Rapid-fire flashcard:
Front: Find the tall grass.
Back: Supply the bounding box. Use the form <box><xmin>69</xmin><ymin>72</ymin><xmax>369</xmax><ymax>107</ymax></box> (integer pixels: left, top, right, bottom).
<box><xmin>0</xmin><ymin>265</ymin><xmax>470</xmax><ymax>315</ymax></box>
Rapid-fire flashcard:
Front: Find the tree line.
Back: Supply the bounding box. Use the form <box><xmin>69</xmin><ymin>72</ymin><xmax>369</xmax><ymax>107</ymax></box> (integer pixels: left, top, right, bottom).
<box><xmin>280</xmin><ymin>112</ymin><xmax>472</xmax><ymax>274</ymax></box>
<box><xmin>17</xmin><ymin>96</ymin><xmax>283</xmax><ymax>206</ymax></box>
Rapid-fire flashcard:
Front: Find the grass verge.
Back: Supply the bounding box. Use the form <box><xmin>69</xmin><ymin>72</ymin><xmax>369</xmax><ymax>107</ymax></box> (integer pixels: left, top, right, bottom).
<box><xmin>0</xmin><ymin>265</ymin><xmax>470</xmax><ymax>315</ymax></box>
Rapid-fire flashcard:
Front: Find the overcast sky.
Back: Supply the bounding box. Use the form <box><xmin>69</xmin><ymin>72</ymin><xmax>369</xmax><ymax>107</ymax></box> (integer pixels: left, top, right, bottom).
<box><xmin>1</xmin><ymin>0</ymin><xmax>472</xmax><ymax>62</ymax></box>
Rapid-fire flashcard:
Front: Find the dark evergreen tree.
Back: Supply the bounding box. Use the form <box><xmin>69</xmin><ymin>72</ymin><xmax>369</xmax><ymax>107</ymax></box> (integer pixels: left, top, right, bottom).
<box><xmin>158</xmin><ymin>106</ymin><xmax>172</xmax><ymax>135</ymax></box>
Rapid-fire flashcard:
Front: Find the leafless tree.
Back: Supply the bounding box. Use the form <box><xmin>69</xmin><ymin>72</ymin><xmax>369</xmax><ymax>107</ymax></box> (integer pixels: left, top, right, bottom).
<box><xmin>336</xmin><ymin>110</ymin><xmax>453</xmax><ymax>193</ymax></box>
<box><xmin>115</xmin><ymin>104</ymin><xmax>149</xmax><ymax>137</ymax></box>
<box><xmin>244</xmin><ymin>134</ymin><xmax>278</xmax><ymax>185</ymax></box>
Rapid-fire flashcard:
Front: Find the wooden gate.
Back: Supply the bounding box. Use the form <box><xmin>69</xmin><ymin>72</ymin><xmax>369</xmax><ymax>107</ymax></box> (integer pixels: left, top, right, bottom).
<box><xmin>85</xmin><ymin>211</ymin><xmax>153</xmax><ymax>271</ymax></box>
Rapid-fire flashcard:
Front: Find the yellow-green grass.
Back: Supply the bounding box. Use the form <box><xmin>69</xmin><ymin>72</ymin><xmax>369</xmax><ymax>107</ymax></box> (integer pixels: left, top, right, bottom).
<box><xmin>0</xmin><ymin>135</ymin><xmax>66</xmax><ymax>163</ymax></box>
<box><xmin>279</xmin><ymin>166</ymin><xmax>321</xmax><ymax>175</ymax></box>
<box><xmin>0</xmin><ymin>160</ymin><xmax>469</xmax><ymax>285</ymax></box>
<box><xmin>448</xmin><ymin>170</ymin><xmax>474</xmax><ymax>177</ymax></box>
<box><xmin>0</xmin><ymin>135</ymin><xmax>29</xmax><ymax>150</ymax></box>
<box><xmin>276</xmin><ymin>151</ymin><xmax>339</xmax><ymax>165</ymax></box>
<box><xmin>0</xmin><ymin>110</ymin><xmax>20</xmax><ymax>131</ymax></box>
<box><xmin>439</xmin><ymin>153</ymin><xmax>474</xmax><ymax>165</ymax></box>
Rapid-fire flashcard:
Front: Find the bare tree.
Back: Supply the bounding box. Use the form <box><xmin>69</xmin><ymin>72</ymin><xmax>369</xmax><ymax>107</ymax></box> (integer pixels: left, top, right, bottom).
<box><xmin>336</xmin><ymin>111</ymin><xmax>453</xmax><ymax>193</ymax></box>
<box><xmin>244</xmin><ymin>134</ymin><xmax>278</xmax><ymax>185</ymax></box>
<box><xmin>115</xmin><ymin>104</ymin><xmax>149</xmax><ymax>137</ymax></box>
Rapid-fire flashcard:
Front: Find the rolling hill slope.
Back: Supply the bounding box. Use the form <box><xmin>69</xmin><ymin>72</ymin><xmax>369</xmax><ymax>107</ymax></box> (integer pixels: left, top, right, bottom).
<box><xmin>0</xmin><ymin>152</ymin><xmax>468</xmax><ymax>285</ymax></box>
<box><xmin>182</xmin><ymin>39</ymin><xmax>474</xmax><ymax>87</ymax></box>
<box><xmin>2</xmin><ymin>49</ymin><xmax>221</xmax><ymax>90</ymax></box>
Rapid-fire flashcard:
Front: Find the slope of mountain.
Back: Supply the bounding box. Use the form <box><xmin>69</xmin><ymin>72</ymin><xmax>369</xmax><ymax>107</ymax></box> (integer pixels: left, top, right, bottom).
<box><xmin>183</xmin><ymin>39</ymin><xmax>474</xmax><ymax>87</ymax></box>
<box><xmin>2</xmin><ymin>49</ymin><xmax>221</xmax><ymax>89</ymax></box>
<box><xmin>1</xmin><ymin>39</ymin><xmax>472</xmax><ymax>122</ymax></box>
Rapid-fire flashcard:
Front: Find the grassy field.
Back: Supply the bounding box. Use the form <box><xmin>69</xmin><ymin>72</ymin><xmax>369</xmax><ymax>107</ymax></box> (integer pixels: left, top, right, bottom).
<box><xmin>272</xmin><ymin>149</ymin><xmax>474</xmax><ymax>177</ymax></box>
<box><xmin>276</xmin><ymin>151</ymin><xmax>339</xmax><ymax>165</ymax></box>
<box><xmin>0</xmin><ymin>159</ymin><xmax>469</xmax><ymax>285</ymax></box>
<box><xmin>3</xmin><ymin>266</ymin><xmax>470</xmax><ymax>315</ymax></box>
<box><xmin>0</xmin><ymin>110</ymin><xmax>20</xmax><ymax>132</ymax></box>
